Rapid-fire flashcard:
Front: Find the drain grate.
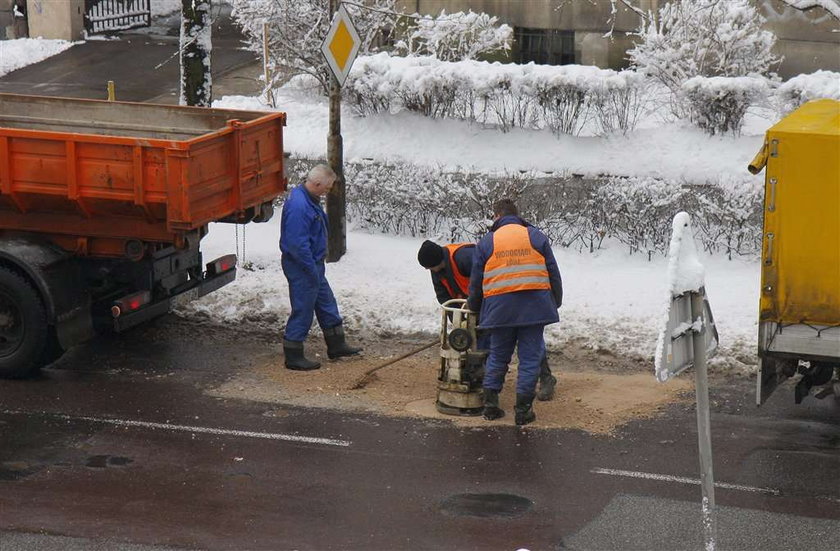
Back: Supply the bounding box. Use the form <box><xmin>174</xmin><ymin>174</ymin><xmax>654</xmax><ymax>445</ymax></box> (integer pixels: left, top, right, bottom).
<box><xmin>440</xmin><ymin>493</ymin><xmax>533</xmax><ymax>518</ymax></box>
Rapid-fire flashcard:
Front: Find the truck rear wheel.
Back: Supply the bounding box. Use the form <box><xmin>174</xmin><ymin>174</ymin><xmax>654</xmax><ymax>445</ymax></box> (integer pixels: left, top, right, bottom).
<box><xmin>0</xmin><ymin>267</ymin><xmax>48</xmax><ymax>378</ymax></box>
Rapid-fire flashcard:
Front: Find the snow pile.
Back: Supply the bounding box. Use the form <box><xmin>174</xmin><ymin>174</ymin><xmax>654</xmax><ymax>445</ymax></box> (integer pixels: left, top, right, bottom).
<box><xmin>777</xmin><ymin>70</ymin><xmax>840</xmax><ymax>113</ymax></box>
<box><xmin>654</xmin><ymin>212</ymin><xmax>706</xmax><ymax>382</ymax></box>
<box><xmin>665</xmin><ymin>212</ymin><xmax>705</xmax><ymax>296</ymax></box>
<box><xmin>215</xmin><ymin>91</ymin><xmax>768</xmax><ymax>182</ymax></box>
<box><xmin>151</xmin><ymin>0</ymin><xmax>182</xmax><ymax>17</ymax></box>
<box><xmin>187</xmin><ymin>219</ymin><xmax>759</xmax><ymax>372</ymax></box>
<box><xmin>0</xmin><ymin>39</ymin><xmax>74</xmax><ymax>78</ymax></box>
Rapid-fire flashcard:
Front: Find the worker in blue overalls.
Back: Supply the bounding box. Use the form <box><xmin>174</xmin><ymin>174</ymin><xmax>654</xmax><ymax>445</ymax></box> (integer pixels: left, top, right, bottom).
<box><xmin>280</xmin><ymin>164</ymin><xmax>361</xmax><ymax>370</ymax></box>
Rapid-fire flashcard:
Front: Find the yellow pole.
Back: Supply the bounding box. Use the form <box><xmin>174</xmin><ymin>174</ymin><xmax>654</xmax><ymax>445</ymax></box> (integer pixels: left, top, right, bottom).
<box><xmin>107</xmin><ymin>81</ymin><xmax>115</xmax><ymax>101</ymax></box>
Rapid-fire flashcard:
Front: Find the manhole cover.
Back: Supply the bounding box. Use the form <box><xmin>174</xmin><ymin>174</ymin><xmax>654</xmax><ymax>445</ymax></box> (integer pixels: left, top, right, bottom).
<box><xmin>440</xmin><ymin>493</ymin><xmax>533</xmax><ymax>518</ymax></box>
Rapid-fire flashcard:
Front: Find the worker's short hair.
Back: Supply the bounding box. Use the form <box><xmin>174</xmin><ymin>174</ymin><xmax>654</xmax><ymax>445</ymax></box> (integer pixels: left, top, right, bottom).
<box><xmin>308</xmin><ymin>164</ymin><xmax>337</xmax><ymax>185</ymax></box>
<box><xmin>492</xmin><ymin>198</ymin><xmax>519</xmax><ymax>218</ymax></box>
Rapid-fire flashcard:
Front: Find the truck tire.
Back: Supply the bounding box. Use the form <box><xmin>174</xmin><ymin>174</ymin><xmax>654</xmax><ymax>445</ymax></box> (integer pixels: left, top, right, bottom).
<box><xmin>0</xmin><ymin>267</ymin><xmax>48</xmax><ymax>378</ymax></box>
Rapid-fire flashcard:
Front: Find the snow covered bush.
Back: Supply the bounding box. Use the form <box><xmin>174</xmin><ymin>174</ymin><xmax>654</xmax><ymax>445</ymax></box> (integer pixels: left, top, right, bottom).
<box><xmin>286</xmin><ymin>155</ymin><xmax>763</xmax><ymax>260</ymax></box>
<box><xmin>691</xmin><ymin>177</ymin><xmax>763</xmax><ymax>259</ymax></box>
<box><xmin>395</xmin><ymin>10</ymin><xmax>512</xmax><ymax>61</ymax></box>
<box><xmin>596</xmin><ymin>177</ymin><xmax>687</xmax><ymax>259</ymax></box>
<box><xmin>776</xmin><ymin>70</ymin><xmax>840</xmax><ymax>114</ymax></box>
<box><xmin>628</xmin><ymin>0</ymin><xmax>780</xmax><ymax>117</ymax></box>
<box><xmin>589</xmin><ymin>70</ymin><xmax>647</xmax><ymax>135</ymax></box>
<box><xmin>231</xmin><ymin>0</ymin><xmax>396</xmax><ymax>96</ymax></box>
<box><xmin>344</xmin><ymin>54</ymin><xmax>646</xmax><ymax>136</ymax></box>
<box><xmin>682</xmin><ymin>75</ymin><xmax>770</xmax><ymax>135</ymax></box>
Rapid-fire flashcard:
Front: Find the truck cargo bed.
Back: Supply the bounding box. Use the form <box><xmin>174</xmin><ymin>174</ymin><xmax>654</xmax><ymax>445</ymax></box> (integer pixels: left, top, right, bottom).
<box><xmin>0</xmin><ymin>93</ymin><xmax>287</xmax><ymax>257</ymax></box>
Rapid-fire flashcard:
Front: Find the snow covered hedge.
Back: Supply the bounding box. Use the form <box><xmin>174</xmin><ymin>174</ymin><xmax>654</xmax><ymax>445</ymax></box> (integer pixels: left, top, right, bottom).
<box><xmin>682</xmin><ymin>75</ymin><xmax>769</xmax><ymax>136</ymax></box>
<box><xmin>776</xmin><ymin>70</ymin><xmax>840</xmax><ymax>114</ymax></box>
<box><xmin>344</xmin><ymin>53</ymin><xmax>647</xmax><ymax>136</ymax></box>
<box><xmin>287</xmin><ymin>157</ymin><xmax>763</xmax><ymax>259</ymax></box>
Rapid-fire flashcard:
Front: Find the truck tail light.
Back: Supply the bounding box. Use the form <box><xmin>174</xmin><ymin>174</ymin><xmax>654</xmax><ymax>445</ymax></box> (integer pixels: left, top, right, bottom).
<box><xmin>206</xmin><ymin>254</ymin><xmax>237</xmax><ymax>276</ymax></box>
<box><xmin>111</xmin><ymin>290</ymin><xmax>151</xmax><ymax>318</ymax></box>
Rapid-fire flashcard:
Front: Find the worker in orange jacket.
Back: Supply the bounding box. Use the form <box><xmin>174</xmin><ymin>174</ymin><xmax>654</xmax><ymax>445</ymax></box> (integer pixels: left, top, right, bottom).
<box><xmin>466</xmin><ymin>199</ymin><xmax>563</xmax><ymax>425</ymax></box>
<box><xmin>418</xmin><ymin>239</ymin><xmax>557</xmax><ymax>402</ymax></box>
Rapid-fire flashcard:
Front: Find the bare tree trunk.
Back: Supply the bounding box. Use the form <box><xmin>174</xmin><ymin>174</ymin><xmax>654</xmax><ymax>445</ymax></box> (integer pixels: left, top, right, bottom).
<box><xmin>180</xmin><ymin>0</ymin><xmax>212</xmax><ymax>107</ymax></box>
<box><xmin>326</xmin><ymin>0</ymin><xmax>346</xmax><ymax>262</ymax></box>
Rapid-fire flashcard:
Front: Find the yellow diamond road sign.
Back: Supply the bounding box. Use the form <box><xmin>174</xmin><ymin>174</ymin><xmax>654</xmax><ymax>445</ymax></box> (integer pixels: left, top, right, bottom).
<box><xmin>321</xmin><ymin>5</ymin><xmax>362</xmax><ymax>86</ymax></box>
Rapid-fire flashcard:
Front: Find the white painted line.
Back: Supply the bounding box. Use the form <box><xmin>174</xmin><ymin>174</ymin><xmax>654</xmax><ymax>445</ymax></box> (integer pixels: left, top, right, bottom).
<box><xmin>592</xmin><ymin>467</ymin><xmax>780</xmax><ymax>496</ymax></box>
<box><xmin>2</xmin><ymin>409</ymin><xmax>351</xmax><ymax>448</ymax></box>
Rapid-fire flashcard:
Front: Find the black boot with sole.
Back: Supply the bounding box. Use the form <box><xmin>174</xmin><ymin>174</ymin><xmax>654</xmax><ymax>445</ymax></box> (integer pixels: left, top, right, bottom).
<box><xmin>323</xmin><ymin>325</ymin><xmax>362</xmax><ymax>359</ymax></box>
<box><xmin>514</xmin><ymin>393</ymin><xmax>536</xmax><ymax>426</ymax></box>
<box><xmin>283</xmin><ymin>339</ymin><xmax>321</xmax><ymax>371</ymax></box>
<box><xmin>537</xmin><ymin>356</ymin><xmax>557</xmax><ymax>401</ymax></box>
<box><xmin>482</xmin><ymin>388</ymin><xmax>505</xmax><ymax>420</ymax></box>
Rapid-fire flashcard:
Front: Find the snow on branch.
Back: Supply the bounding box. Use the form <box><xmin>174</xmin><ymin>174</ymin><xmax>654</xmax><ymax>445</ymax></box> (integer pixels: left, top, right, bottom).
<box><xmin>779</xmin><ymin>0</ymin><xmax>840</xmax><ymax>20</ymax></box>
<box><xmin>395</xmin><ymin>9</ymin><xmax>513</xmax><ymax>62</ymax></box>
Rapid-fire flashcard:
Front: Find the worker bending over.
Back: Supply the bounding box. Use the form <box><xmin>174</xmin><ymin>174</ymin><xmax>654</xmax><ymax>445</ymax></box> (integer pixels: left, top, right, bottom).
<box><xmin>418</xmin><ymin>238</ymin><xmax>557</xmax><ymax>402</ymax></box>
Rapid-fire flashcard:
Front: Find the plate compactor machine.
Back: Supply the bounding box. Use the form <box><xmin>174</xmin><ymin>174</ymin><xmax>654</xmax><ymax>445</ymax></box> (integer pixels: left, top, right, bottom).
<box><xmin>436</xmin><ymin>299</ymin><xmax>486</xmax><ymax>416</ymax></box>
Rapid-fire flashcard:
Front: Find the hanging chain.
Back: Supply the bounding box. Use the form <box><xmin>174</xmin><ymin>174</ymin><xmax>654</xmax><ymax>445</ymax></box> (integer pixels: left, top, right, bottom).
<box><xmin>241</xmin><ymin>224</ymin><xmax>246</xmax><ymax>265</ymax></box>
<box><xmin>234</xmin><ymin>224</ymin><xmax>240</xmax><ymax>266</ymax></box>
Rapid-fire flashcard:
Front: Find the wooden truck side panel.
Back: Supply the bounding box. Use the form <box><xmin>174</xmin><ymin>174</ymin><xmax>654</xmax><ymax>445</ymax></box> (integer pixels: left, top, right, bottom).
<box><xmin>0</xmin><ymin>94</ymin><xmax>286</xmax><ymax>257</ymax></box>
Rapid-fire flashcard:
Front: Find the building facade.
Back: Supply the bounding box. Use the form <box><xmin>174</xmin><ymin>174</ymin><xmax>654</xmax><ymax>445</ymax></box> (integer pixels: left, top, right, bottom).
<box><xmin>397</xmin><ymin>0</ymin><xmax>840</xmax><ymax>79</ymax></box>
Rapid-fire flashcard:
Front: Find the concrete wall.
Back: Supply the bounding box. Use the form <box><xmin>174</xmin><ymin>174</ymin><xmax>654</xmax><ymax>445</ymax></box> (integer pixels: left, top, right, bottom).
<box><xmin>25</xmin><ymin>0</ymin><xmax>83</xmax><ymax>41</ymax></box>
<box><xmin>0</xmin><ymin>0</ymin><xmax>27</xmax><ymax>39</ymax></box>
<box><xmin>395</xmin><ymin>0</ymin><xmax>656</xmax><ymax>69</ymax></box>
<box><xmin>396</xmin><ymin>0</ymin><xmax>840</xmax><ymax>76</ymax></box>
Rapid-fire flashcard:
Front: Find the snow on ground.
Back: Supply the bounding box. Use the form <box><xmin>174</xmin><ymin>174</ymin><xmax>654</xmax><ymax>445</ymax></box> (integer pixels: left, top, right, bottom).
<box><xmin>183</xmin><ymin>219</ymin><xmax>760</xmax><ymax>371</ymax></box>
<box><xmin>203</xmin><ymin>81</ymin><xmax>774</xmax><ymax>370</ymax></box>
<box><xmin>0</xmin><ymin>39</ymin><xmax>74</xmax><ymax>78</ymax></box>
<box><xmin>215</xmin><ymin>87</ymin><xmax>770</xmax><ymax>182</ymax></box>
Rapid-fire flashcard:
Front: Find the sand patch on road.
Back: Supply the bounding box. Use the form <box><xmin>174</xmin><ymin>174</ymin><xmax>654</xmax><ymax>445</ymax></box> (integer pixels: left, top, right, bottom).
<box><xmin>208</xmin><ymin>338</ymin><xmax>692</xmax><ymax>435</ymax></box>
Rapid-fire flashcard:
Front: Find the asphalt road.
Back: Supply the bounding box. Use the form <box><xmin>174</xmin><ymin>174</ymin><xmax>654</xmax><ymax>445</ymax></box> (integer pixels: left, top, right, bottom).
<box><xmin>1</xmin><ymin>316</ymin><xmax>839</xmax><ymax>550</ymax></box>
<box><xmin>0</xmin><ymin>6</ymin><xmax>256</xmax><ymax>103</ymax></box>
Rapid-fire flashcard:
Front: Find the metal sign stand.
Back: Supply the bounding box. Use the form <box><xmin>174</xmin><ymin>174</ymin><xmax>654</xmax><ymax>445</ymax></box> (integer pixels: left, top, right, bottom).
<box><xmin>657</xmin><ymin>212</ymin><xmax>720</xmax><ymax>551</ymax></box>
<box><xmin>690</xmin><ymin>291</ymin><xmax>717</xmax><ymax>551</ymax></box>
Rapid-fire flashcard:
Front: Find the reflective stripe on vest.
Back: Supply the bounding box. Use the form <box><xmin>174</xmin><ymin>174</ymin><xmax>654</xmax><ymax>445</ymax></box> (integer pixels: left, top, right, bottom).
<box><xmin>441</xmin><ymin>243</ymin><xmax>471</xmax><ymax>299</ymax></box>
<box><xmin>482</xmin><ymin>224</ymin><xmax>549</xmax><ymax>297</ymax></box>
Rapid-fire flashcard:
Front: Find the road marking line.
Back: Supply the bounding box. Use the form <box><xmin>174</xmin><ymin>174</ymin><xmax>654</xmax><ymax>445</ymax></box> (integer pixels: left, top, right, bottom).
<box><xmin>1</xmin><ymin>409</ymin><xmax>351</xmax><ymax>448</ymax></box>
<box><xmin>592</xmin><ymin>467</ymin><xmax>780</xmax><ymax>495</ymax></box>
<box><xmin>593</xmin><ymin>467</ymin><xmax>840</xmax><ymax>504</ymax></box>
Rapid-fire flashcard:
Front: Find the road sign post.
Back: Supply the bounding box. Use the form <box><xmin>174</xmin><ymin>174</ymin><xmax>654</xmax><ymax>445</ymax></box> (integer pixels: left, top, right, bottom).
<box><xmin>321</xmin><ymin>1</ymin><xmax>361</xmax><ymax>262</ymax></box>
<box><xmin>656</xmin><ymin>212</ymin><xmax>719</xmax><ymax>551</ymax></box>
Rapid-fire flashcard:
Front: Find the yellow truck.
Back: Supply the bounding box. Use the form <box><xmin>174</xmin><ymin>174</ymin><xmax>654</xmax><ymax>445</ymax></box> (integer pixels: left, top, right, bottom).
<box><xmin>749</xmin><ymin>99</ymin><xmax>840</xmax><ymax>404</ymax></box>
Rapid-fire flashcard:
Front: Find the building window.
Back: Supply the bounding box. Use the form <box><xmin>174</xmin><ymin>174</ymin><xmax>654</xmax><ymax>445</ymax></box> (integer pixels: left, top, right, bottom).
<box><xmin>514</xmin><ymin>27</ymin><xmax>575</xmax><ymax>65</ymax></box>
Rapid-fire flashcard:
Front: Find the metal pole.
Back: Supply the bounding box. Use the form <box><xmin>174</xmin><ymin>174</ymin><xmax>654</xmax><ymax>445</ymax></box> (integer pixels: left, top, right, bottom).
<box><xmin>262</xmin><ymin>23</ymin><xmax>275</xmax><ymax>108</ymax></box>
<box><xmin>326</xmin><ymin>0</ymin><xmax>346</xmax><ymax>262</ymax></box>
<box><xmin>691</xmin><ymin>291</ymin><xmax>717</xmax><ymax>551</ymax></box>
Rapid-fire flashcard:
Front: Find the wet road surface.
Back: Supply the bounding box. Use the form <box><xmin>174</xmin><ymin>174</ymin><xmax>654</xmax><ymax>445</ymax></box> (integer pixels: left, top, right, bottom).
<box><xmin>0</xmin><ymin>6</ymin><xmax>254</xmax><ymax>103</ymax></box>
<box><xmin>1</xmin><ymin>317</ymin><xmax>839</xmax><ymax>550</ymax></box>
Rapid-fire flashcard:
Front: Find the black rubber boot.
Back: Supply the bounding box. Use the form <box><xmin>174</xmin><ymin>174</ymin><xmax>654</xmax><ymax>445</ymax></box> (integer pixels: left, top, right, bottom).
<box><xmin>536</xmin><ymin>357</ymin><xmax>556</xmax><ymax>402</ymax></box>
<box><xmin>482</xmin><ymin>388</ymin><xmax>505</xmax><ymax>420</ymax></box>
<box><xmin>324</xmin><ymin>325</ymin><xmax>362</xmax><ymax>360</ymax></box>
<box><xmin>514</xmin><ymin>393</ymin><xmax>536</xmax><ymax>426</ymax></box>
<box><xmin>283</xmin><ymin>339</ymin><xmax>321</xmax><ymax>371</ymax></box>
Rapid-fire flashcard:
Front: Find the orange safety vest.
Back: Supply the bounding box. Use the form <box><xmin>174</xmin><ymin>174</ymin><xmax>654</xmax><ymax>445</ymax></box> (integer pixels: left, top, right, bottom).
<box><xmin>482</xmin><ymin>225</ymin><xmax>550</xmax><ymax>297</ymax></box>
<box><xmin>440</xmin><ymin>243</ymin><xmax>472</xmax><ymax>299</ymax></box>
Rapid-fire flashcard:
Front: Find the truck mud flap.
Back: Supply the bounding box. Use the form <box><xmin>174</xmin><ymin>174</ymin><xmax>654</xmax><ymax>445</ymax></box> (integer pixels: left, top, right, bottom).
<box><xmin>113</xmin><ymin>268</ymin><xmax>236</xmax><ymax>332</ymax></box>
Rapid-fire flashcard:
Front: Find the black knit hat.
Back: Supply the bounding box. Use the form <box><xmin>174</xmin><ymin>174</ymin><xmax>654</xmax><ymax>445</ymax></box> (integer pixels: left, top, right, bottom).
<box><xmin>417</xmin><ymin>240</ymin><xmax>444</xmax><ymax>268</ymax></box>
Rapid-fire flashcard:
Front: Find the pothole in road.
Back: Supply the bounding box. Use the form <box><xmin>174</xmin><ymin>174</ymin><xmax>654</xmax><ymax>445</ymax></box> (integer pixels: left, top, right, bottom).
<box><xmin>85</xmin><ymin>455</ymin><xmax>134</xmax><ymax>468</ymax></box>
<box><xmin>439</xmin><ymin>493</ymin><xmax>533</xmax><ymax>518</ymax></box>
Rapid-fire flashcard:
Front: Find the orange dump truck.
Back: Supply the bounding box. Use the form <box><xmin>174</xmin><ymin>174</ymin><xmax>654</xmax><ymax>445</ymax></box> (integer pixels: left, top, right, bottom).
<box><xmin>0</xmin><ymin>93</ymin><xmax>287</xmax><ymax>377</ymax></box>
